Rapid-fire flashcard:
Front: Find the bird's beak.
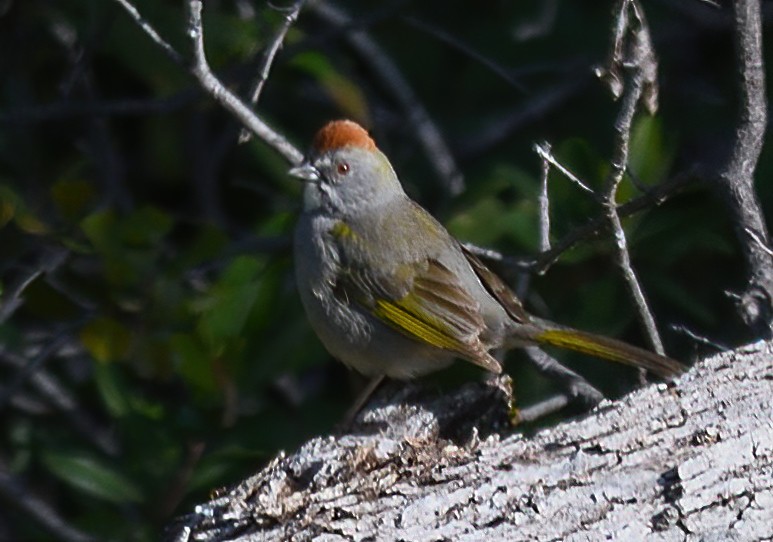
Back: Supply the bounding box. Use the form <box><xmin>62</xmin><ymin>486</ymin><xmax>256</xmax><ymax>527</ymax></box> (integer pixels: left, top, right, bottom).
<box><xmin>288</xmin><ymin>162</ymin><xmax>321</xmax><ymax>183</ymax></box>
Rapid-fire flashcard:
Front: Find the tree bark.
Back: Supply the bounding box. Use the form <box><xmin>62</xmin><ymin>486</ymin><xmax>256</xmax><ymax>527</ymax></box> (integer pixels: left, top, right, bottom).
<box><xmin>167</xmin><ymin>343</ymin><xmax>773</xmax><ymax>541</ymax></box>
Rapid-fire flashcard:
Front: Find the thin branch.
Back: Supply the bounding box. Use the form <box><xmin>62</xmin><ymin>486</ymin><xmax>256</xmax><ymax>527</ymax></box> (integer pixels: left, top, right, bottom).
<box><xmin>464</xmin><ymin>168</ymin><xmax>694</xmax><ymax>277</ymax></box>
<box><xmin>717</xmin><ymin>0</ymin><xmax>772</xmax><ymax>335</ymax></box>
<box><xmin>239</xmin><ymin>0</ymin><xmax>306</xmax><ymax>143</ymax></box>
<box><xmin>598</xmin><ymin>0</ymin><xmax>665</xmax><ymax>356</ymax></box>
<box><xmin>533</xmin><ymin>141</ymin><xmax>595</xmax><ymax>195</ymax></box>
<box><xmin>0</xmin><ymin>329</ymin><xmax>71</xmax><ymax>410</ymax></box>
<box><xmin>537</xmin><ymin>142</ymin><xmax>551</xmax><ymax>253</ymax></box>
<box><xmin>186</xmin><ymin>0</ymin><xmax>303</xmax><ymax>164</ymax></box>
<box><xmin>669</xmin><ymin>324</ymin><xmax>730</xmax><ymax>352</ymax></box>
<box><xmin>532</xmin><ymin>169</ymin><xmax>694</xmax><ymax>273</ymax></box>
<box><xmin>461</xmin><ymin>243</ymin><xmax>532</xmax><ymax>272</ymax></box>
<box><xmin>403</xmin><ymin>16</ymin><xmax>528</xmax><ymax>94</ymax></box>
<box><xmin>309</xmin><ymin>0</ymin><xmax>464</xmax><ymax>195</ymax></box>
<box><xmin>514</xmin><ymin>394</ymin><xmax>569</xmax><ymax>424</ymax></box>
<box><xmin>0</xmin><ymin>248</ymin><xmax>67</xmax><ymax>325</ymax></box>
<box><xmin>111</xmin><ymin>0</ymin><xmax>184</xmax><ymax>65</ymax></box>
<box><xmin>0</xmin><ymin>462</ymin><xmax>94</xmax><ymax>542</ymax></box>
<box><xmin>523</xmin><ymin>346</ymin><xmax>604</xmax><ymax>407</ymax></box>
<box><xmin>0</xmin><ymin>349</ymin><xmax>119</xmax><ymax>457</ymax></box>
<box><xmin>111</xmin><ymin>0</ymin><xmax>303</xmax><ymax>164</ymax></box>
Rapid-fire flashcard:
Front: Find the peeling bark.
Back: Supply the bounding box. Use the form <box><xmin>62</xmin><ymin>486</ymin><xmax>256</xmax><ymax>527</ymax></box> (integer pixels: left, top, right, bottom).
<box><xmin>167</xmin><ymin>343</ymin><xmax>773</xmax><ymax>541</ymax></box>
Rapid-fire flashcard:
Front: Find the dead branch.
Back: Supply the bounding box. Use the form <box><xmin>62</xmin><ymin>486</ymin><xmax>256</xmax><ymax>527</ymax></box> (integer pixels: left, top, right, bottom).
<box><xmin>717</xmin><ymin>0</ymin><xmax>773</xmax><ymax>335</ymax></box>
<box><xmin>598</xmin><ymin>0</ymin><xmax>665</xmax><ymax>356</ymax></box>
<box><xmin>165</xmin><ymin>341</ymin><xmax>772</xmax><ymax>542</ymax></box>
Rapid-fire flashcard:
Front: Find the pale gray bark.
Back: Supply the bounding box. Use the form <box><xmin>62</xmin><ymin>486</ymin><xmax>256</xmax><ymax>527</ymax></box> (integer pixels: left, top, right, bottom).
<box><xmin>168</xmin><ymin>342</ymin><xmax>773</xmax><ymax>542</ymax></box>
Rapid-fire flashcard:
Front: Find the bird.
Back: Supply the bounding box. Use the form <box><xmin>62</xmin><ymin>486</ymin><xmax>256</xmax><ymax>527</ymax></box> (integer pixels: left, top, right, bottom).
<box><xmin>289</xmin><ymin>119</ymin><xmax>683</xmax><ymax>389</ymax></box>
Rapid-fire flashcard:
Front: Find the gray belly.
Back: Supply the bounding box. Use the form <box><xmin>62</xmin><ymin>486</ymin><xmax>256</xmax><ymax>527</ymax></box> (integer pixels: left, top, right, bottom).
<box><xmin>293</xmin><ymin>214</ymin><xmax>455</xmax><ymax>379</ymax></box>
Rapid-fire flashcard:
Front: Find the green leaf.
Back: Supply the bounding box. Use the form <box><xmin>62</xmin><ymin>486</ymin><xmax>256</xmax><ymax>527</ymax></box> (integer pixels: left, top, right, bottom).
<box><xmin>41</xmin><ymin>452</ymin><xmax>143</xmax><ymax>504</ymax></box>
<box><xmin>80</xmin><ymin>209</ymin><xmax>117</xmax><ymax>254</ymax></box>
<box><xmin>120</xmin><ymin>206</ymin><xmax>173</xmax><ymax>247</ymax></box>
<box><xmin>194</xmin><ymin>256</ymin><xmax>263</xmax><ymax>352</ymax></box>
<box><xmin>447</xmin><ymin>165</ymin><xmax>538</xmax><ymax>250</ymax></box>
<box><xmin>93</xmin><ymin>363</ymin><xmax>130</xmax><ymax>417</ymax></box>
<box><xmin>629</xmin><ymin>116</ymin><xmax>673</xmax><ymax>186</ymax></box>
<box><xmin>171</xmin><ymin>333</ymin><xmax>217</xmax><ymax>394</ymax></box>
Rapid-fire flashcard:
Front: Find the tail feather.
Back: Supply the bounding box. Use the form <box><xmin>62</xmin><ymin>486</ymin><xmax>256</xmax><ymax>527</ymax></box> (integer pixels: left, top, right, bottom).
<box><xmin>534</xmin><ymin>328</ymin><xmax>685</xmax><ymax>380</ymax></box>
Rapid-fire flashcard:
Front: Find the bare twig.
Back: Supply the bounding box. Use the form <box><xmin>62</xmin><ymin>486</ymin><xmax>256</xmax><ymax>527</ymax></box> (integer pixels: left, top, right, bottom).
<box><xmin>669</xmin><ymin>324</ymin><xmax>730</xmax><ymax>352</ymax></box>
<box><xmin>0</xmin><ymin>350</ymin><xmax>118</xmax><ymax>456</ymax></box>
<box><xmin>531</xmin><ymin>139</ymin><xmax>599</xmax><ymax>264</ymax></box>
<box><xmin>0</xmin><ymin>248</ymin><xmax>67</xmax><ymax>325</ymax></box>
<box><xmin>595</xmin><ymin>0</ymin><xmax>658</xmax><ymax>115</ymax></box>
<box><xmin>112</xmin><ymin>0</ymin><xmax>183</xmax><ymax>65</ymax></box>
<box><xmin>0</xmin><ymin>462</ymin><xmax>94</xmax><ymax>542</ymax></box>
<box><xmin>536</xmin><ymin>143</ymin><xmax>551</xmax><ymax>253</ymax></box>
<box><xmin>112</xmin><ymin>0</ymin><xmax>303</xmax><ymax>164</ymax></box>
<box><xmin>309</xmin><ymin>0</ymin><xmax>464</xmax><ymax>195</ymax></box>
<box><xmin>717</xmin><ymin>0</ymin><xmax>772</xmax><ymax>335</ymax></box>
<box><xmin>464</xmin><ymin>168</ymin><xmax>694</xmax><ymax>278</ymax></box>
<box><xmin>239</xmin><ymin>0</ymin><xmax>306</xmax><ymax>143</ymax></box>
<box><xmin>0</xmin><ymin>329</ymin><xmax>71</xmax><ymax>410</ymax></box>
<box><xmin>523</xmin><ymin>346</ymin><xmax>604</xmax><ymax>407</ymax></box>
<box><xmin>403</xmin><ymin>16</ymin><xmax>528</xmax><ymax>94</ymax></box>
<box><xmin>186</xmin><ymin>0</ymin><xmax>302</xmax><ymax>164</ymax></box>
<box><xmin>514</xmin><ymin>394</ymin><xmax>569</xmax><ymax>424</ymax></box>
<box><xmin>533</xmin><ymin>141</ymin><xmax>595</xmax><ymax>195</ymax></box>
<box><xmin>461</xmin><ymin>243</ymin><xmax>532</xmax><ymax>272</ymax></box>
<box><xmin>532</xmin><ymin>169</ymin><xmax>695</xmax><ymax>273</ymax></box>
<box><xmin>598</xmin><ymin>0</ymin><xmax>665</xmax><ymax>356</ymax></box>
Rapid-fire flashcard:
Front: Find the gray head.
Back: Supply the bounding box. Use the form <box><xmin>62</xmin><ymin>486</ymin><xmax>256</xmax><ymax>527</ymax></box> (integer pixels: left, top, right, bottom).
<box><xmin>289</xmin><ymin>120</ymin><xmax>404</xmax><ymax>215</ymax></box>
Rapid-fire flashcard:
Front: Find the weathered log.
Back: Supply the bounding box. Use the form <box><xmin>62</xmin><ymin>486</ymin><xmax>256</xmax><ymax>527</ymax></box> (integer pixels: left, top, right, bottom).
<box><xmin>168</xmin><ymin>341</ymin><xmax>773</xmax><ymax>541</ymax></box>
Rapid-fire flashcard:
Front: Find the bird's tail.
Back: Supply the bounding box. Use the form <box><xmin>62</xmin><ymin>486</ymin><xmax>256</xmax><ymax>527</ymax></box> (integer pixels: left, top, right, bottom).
<box><xmin>516</xmin><ymin>324</ymin><xmax>685</xmax><ymax>380</ymax></box>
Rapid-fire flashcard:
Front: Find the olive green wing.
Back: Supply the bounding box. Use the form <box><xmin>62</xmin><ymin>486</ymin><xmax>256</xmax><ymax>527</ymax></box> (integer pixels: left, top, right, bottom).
<box><xmin>334</xmin><ymin>255</ymin><xmax>502</xmax><ymax>374</ymax></box>
<box><xmin>460</xmin><ymin>245</ymin><xmax>530</xmax><ymax>324</ymax></box>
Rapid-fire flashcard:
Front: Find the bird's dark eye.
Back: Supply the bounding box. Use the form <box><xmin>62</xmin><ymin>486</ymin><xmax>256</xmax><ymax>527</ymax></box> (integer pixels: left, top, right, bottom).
<box><xmin>337</xmin><ymin>162</ymin><xmax>350</xmax><ymax>175</ymax></box>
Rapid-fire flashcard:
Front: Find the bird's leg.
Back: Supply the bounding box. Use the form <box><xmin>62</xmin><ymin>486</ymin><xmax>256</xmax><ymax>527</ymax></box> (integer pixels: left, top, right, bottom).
<box><xmin>337</xmin><ymin>375</ymin><xmax>386</xmax><ymax>430</ymax></box>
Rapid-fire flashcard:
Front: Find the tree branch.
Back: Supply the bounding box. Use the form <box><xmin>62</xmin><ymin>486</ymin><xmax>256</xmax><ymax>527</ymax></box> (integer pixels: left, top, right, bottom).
<box><xmin>717</xmin><ymin>0</ymin><xmax>772</xmax><ymax>335</ymax></box>
<box><xmin>0</xmin><ymin>461</ymin><xmax>94</xmax><ymax>542</ymax></box>
<box><xmin>111</xmin><ymin>0</ymin><xmax>303</xmax><ymax>164</ymax></box>
<box><xmin>164</xmin><ymin>341</ymin><xmax>772</xmax><ymax>541</ymax></box>
<box><xmin>238</xmin><ymin>0</ymin><xmax>307</xmax><ymax>143</ymax></box>
<box><xmin>186</xmin><ymin>0</ymin><xmax>302</xmax><ymax>164</ymax></box>
<box><xmin>598</xmin><ymin>0</ymin><xmax>665</xmax><ymax>356</ymax></box>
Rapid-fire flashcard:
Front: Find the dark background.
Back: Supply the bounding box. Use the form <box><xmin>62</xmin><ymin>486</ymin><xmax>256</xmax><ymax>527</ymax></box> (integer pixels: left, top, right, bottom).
<box><xmin>0</xmin><ymin>1</ymin><xmax>770</xmax><ymax>540</ymax></box>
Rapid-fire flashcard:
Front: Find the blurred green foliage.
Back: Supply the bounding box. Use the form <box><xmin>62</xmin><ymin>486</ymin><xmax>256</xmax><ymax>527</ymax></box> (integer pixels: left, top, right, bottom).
<box><xmin>0</xmin><ymin>0</ymin><xmax>770</xmax><ymax>540</ymax></box>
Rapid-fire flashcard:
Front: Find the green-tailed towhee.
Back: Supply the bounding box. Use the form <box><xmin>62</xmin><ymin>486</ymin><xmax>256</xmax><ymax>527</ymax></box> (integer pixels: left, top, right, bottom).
<box><xmin>290</xmin><ymin>120</ymin><xmax>683</xmax><ymax>381</ymax></box>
